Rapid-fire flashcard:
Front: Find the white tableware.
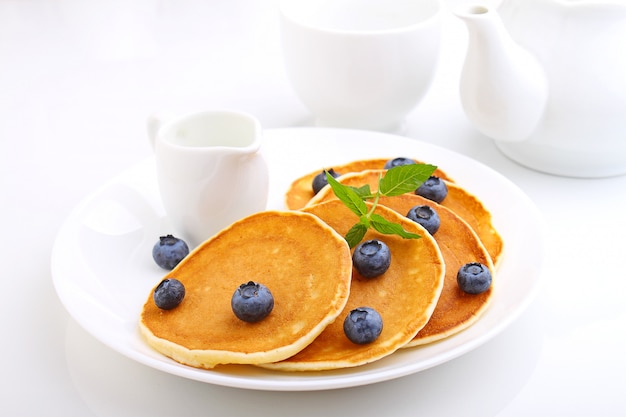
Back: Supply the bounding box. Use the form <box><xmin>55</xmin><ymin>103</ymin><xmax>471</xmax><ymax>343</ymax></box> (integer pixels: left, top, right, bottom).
<box><xmin>52</xmin><ymin>127</ymin><xmax>543</xmax><ymax>391</ymax></box>
<box><xmin>147</xmin><ymin>110</ymin><xmax>269</xmax><ymax>247</ymax></box>
<box><xmin>279</xmin><ymin>0</ymin><xmax>442</xmax><ymax>132</ymax></box>
<box><xmin>456</xmin><ymin>0</ymin><xmax>626</xmax><ymax>177</ymax></box>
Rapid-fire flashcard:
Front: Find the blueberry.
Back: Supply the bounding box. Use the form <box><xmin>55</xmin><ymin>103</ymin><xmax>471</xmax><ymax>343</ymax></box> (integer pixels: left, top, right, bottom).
<box><xmin>383</xmin><ymin>157</ymin><xmax>416</xmax><ymax>169</ymax></box>
<box><xmin>352</xmin><ymin>239</ymin><xmax>391</xmax><ymax>278</ymax></box>
<box><xmin>153</xmin><ymin>278</ymin><xmax>186</xmax><ymax>310</ymax></box>
<box><xmin>152</xmin><ymin>234</ymin><xmax>190</xmax><ymax>270</ymax></box>
<box><xmin>312</xmin><ymin>168</ymin><xmax>340</xmax><ymax>194</ymax></box>
<box><xmin>457</xmin><ymin>262</ymin><xmax>492</xmax><ymax>294</ymax></box>
<box><xmin>415</xmin><ymin>176</ymin><xmax>448</xmax><ymax>203</ymax></box>
<box><xmin>406</xmin><ymin>205</ymin><xmax>441</xmax><ymax>235</ymax></box>
<box><xmin>231</xmin><ymin>281</ymin><xmax>274</xmax><ymax>323</ymax></box>
<box><xmin>343</xmin><ymin>307</ymin><xmax>383</xmax><ymax>344</ymax></box>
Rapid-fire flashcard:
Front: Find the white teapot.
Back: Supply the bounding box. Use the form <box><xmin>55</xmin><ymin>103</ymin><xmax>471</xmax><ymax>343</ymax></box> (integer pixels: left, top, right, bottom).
<box><xmin>455</xmin><ymin>0</ymin><xmax>626</xmax><ymax>177</ymax></box>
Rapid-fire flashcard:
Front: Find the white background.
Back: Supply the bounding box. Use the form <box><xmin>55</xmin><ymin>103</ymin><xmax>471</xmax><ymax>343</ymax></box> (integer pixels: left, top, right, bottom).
<box><xmin>2</xmin><ymin>0</ymin><xmax>625</xmax><ymax>415</ymax></box>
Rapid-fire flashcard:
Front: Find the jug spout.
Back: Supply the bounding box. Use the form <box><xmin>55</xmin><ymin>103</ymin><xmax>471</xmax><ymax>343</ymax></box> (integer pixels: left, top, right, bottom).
<box><xmin>147</xmin><ymin>112</ymin><xmax>175</xmax><ymax>148</ymax></box>
<box><xmin>455</xmin><ymin>6</ymin><xmax>548</xmax><ymax>143</ymax></box>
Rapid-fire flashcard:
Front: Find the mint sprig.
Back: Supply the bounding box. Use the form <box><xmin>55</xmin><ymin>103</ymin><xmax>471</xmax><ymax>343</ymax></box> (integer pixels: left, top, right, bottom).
<box><xmin>325</xmin><ymin>163</ymin><xmax>437</xmax><ymax>248</ymax></box>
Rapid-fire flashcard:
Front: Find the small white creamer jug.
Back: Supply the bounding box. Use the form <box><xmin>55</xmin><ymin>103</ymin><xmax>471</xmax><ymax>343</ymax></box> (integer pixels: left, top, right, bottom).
<box><xmin>148</xmin><ymin>110</ymin><xmax>269</xmax><ymax>247</ymax></box>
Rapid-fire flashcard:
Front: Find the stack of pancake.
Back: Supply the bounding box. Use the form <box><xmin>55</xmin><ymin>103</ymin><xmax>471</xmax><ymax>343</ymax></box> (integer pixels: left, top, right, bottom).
<box><xmin>139</xmin><ymin>157</ymin><xmax>503</xmax><ymax>371</ymax></box>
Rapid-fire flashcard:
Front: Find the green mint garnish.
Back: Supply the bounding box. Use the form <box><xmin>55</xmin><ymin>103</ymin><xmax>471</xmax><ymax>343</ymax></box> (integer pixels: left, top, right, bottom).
<box><xmin>325</xmin><ymin>163</ymin><xmax>437</xmax><ymax>248</ymax></box>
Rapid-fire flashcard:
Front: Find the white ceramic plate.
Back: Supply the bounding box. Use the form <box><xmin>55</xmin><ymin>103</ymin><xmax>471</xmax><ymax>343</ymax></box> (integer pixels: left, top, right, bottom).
<box><xmin>51</xmin><ymin>127</ymin><xmax>543</xmax><ymax>391</ymax></box>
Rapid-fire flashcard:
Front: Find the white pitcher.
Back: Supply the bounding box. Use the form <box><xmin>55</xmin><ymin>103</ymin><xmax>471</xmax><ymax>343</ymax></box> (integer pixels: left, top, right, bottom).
<box><xmin>148</xmin><ymin>110</ymin><xmax>269</xmax><ymax>247</ymax></box>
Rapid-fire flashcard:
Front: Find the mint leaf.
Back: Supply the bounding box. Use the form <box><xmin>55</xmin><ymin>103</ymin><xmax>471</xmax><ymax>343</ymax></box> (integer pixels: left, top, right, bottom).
<box><xmin>326</xmin><ymin>172</ymin><xmax>368</xmax><ymax>217</ymax></box>
<box><xmin>345</xmin><ymin>222</ymin><xmax>368</xmax><ymax>248</ymax></box>
<box><xmin>379</xmin><ymin>164</ymin><xmax>437</xmax><ymax>197</ymax></box>
<box><xmin>370</xmin><ymin>213</ymin><xmax>421</xmax><ymax>240</ymax></box>
<box><xmin>324</xmin><ymin>162</ymin><xmax>437</xmax><ymax>247</ymax></box>
<box><xmin>348</xmin><ymin>184</ymin><xmax>375</xmax><ymax>200</ymax></box>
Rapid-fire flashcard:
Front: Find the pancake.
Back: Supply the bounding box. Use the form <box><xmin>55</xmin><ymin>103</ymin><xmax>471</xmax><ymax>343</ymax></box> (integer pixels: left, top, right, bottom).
<box><xmin>307</xmin><ymin>169</ymin><xmax>504</xmax><ymax>268</ymax></box>
<box><xmin>259</xmin><ymin>200</ymin><xmax>445</xmax><ymax>371</ymax></box>
<box><xmin>139</xmin><ymin>210</ymin><xmax>352</xmax><ymax>369</ymax></box>
<box><xmin>285</xmin><ymin>158</ymin><xmax>454</xmax><ymax>211</ymax></box>
<box><xmin>376</xmin><ymin>194</ymin><xmax>494</xmax><ymax>346</ymax></box>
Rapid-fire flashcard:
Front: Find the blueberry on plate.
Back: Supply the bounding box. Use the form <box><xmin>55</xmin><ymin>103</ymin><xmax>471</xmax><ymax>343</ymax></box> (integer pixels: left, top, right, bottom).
<box><xmin>383</xmin><ymin>157</ymin><xmax>416</xmax><ymax>169</ymax></box>
<box><xmin>152</xmin><ymin>234</ymin><xmax>190</xmax><ymax>270</ymax></box>
<box><xmin>312</xmin><ymin>168</ymin><xmax>340</xmax><ymax>194</ymax></box>
<box><xmin>406</xmin><ymin>205</ymin><xmax>441</xmax><ymax>235</ymax></box>
<box><xmin>415</xmin><ymin>176</ymin><xmax>448</xmax><ymax>203</ymax></box>
<box><xmin>352</xmin><ymin>239</ymin><xmax>391</xmax><ymax>278</ymax></box>
<box><xmin>457</xmin><ymin>262</ymin><xmax>492</xmax><ymax>294</ymax></box>
<box><xmin>343</xmin><ymin>307</ymin><xmax>383</xmax><ymax>344</ymax></box>
<box><xmin>153</xmin><ymin>278</ymin><xmax>186</xmax><ymax>310</ymax></box>
<box><xmin>231</xmin><ymin>281</ymin><xmax>274</xmax><ymax>323</ymax></box>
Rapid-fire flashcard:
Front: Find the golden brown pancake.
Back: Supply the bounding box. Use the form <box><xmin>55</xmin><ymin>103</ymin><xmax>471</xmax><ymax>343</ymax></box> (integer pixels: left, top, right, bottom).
<box><xmin>285</xmin><ymin>158</ymin><xmax>454</xmax><ymax>211</ymax></box>
<box><xmin>306</xmin><ymin>169</ymin><xmax>504</xmax><ymax>268</ymax></box>
<box><xmin>376</xmin><ymin>194</ymin><xmax>494</xmax><ymax>346</ymax></box>
<box><xmin>139</xmin><ymin>210</ymin><xmax>352</xmax><ymax>369</ymax></box>
<box><xmin>259</xmin><ymin>200</ymin><xmax>445</xmax><ymax>371</ymax></box>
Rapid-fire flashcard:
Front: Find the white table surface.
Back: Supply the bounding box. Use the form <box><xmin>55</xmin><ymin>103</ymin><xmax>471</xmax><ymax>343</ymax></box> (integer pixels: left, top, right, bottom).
<box><xmin>2</xmin><ymin>0</ymin><xmax>625</xmax><ymax>415</ymax></box>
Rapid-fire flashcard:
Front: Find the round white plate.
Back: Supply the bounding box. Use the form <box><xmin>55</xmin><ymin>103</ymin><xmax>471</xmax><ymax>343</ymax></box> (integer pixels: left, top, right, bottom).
<box><xmin>51</xmin><ymin>127</ymin><xmax>543</xmax><ymax>391</ymax></box>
